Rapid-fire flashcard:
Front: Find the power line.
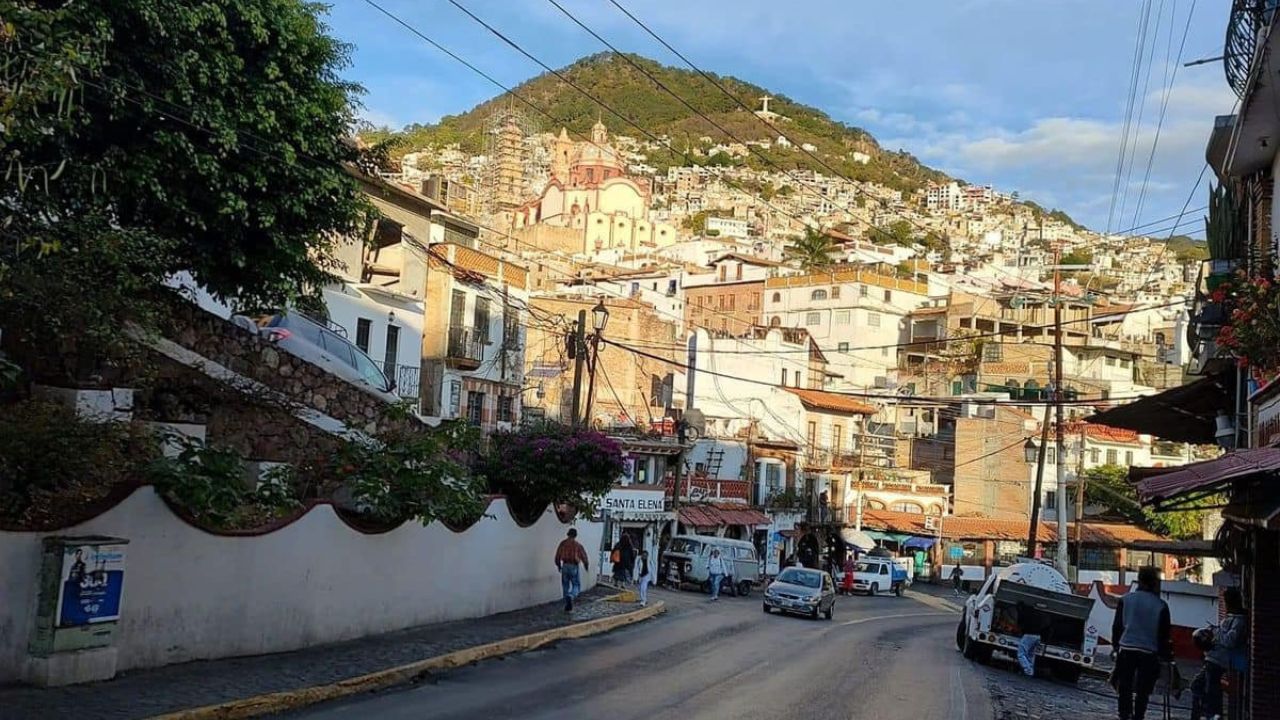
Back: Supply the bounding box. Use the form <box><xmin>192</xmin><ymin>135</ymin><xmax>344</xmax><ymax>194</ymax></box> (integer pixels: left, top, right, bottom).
<box><xmin>1118</xmin><ymin>0</ymin><xmax>1167</xmax><ymax>228</ymax></box>
<box><xmin>1107</xmin><ymin>0</ymin><xmax>1155</xmax><ymax>235</ymax></box>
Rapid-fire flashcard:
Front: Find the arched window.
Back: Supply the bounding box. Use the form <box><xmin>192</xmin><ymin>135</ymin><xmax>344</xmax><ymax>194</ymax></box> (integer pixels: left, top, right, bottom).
<box><xmin>771</xmin><ymin>292</ymin><xmax>781</xmax><ymax>303</ymax></box>
<box><xmin>866</xmin><ymin>499</ymin><xmax>886</xmax><ymax>510</ymax></box>
<box><xmin>891</xmin><ymin>501</ymin><xmax>924</xmax><ymax>514</ymax></box>
<box><xmin>1006</xmin><ymin>379</ymin><xmax>1020</xmax><ymax>395</ymax></box>
<box><xmin>1023</xmin><ymin>379</ymin><xmax>1040</xmax><ymax>400</ymax></box>
<box><xmin>811</xmin><ymin>289</ymin><xmax>828</xmax><ymax>301</ymax></box>
<box><xmin>769</xmin><ymin>316</ymin><xmax>782</xmax><ymax>327</ymax></box>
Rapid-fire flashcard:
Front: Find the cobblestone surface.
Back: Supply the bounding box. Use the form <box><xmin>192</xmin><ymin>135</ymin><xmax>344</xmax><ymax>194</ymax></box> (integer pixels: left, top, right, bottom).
<box><xmin>0</xmin><ymin>587</ymin><xmax>631</xmax><ymax>720</ymax></box>
<box><xmin>982</xmin><ymin>653</ymin><xmax>1193</xmax><ymax>720</ymax></box>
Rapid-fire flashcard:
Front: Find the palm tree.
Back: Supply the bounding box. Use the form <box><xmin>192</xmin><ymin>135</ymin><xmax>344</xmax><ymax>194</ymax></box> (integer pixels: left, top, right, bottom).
<box><xmin>784</xmin><ymin>228</ymin><xmax>838</xmax><ymax>270</ymax></box>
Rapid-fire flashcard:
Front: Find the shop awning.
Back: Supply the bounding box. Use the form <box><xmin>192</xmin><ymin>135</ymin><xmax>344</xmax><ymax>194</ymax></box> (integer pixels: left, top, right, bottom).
<box><xmin>903</xmin><ymin>536</ymin><xmax>938</xmax><ymax>550</ymax></box>
<box><xmin>1137</xmin><ymin>447</ymin><xmax>1280</xmax><ymax>506</ymax></box>
<box><xmin>678</xmin><ymin>504</ymin><xmax>770</xmax><ymax>528</ymax></box>
<box><xmin>840</xmin><ymin>528</ymin><xmax>878</xmax><ymax>551</ymax></box>
<box><xmin>1086</xmin><ymin>375</ymin><xmax>1233</xmax><ymax>444</ymax></box>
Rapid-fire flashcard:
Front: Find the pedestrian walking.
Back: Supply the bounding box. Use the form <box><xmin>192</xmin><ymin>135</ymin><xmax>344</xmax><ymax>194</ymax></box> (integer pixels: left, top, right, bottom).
<box><xmin>1191</xmin><ymin>587</ymin><xmax>1248</xmax><ymax>720</ymax></box>
<box><xmin>797</xmin><ymin>524</ymin><xmax>820</xmax><ymax>570</ymax></box>
<box><xmin>1015</xmin><ymin>600</ymin><xmax>1050</xmax><ymax>677</ymax></box>
<box><xmin>613</xmin><ymin>534</ymin><xmax>636</xmax><ymax>585</ymax></box>
<box><xmin>1112</xmin><ymin>566</ymin><xmax>1172</xmax><ymax>720</ymax></box>
<box><xmin>707</xmin><ymin>547</ymin><xmax>727</xmax><ymax>601</ymax></box>
<box><xmin>554</xmin><ymin>528</ymin><xmax>589</xmax><ymax>612</ymax></box>
<box><xmin>950</xmin><ymin>563</ymin><xmax>964</xmax><ymax>595</ymax></box>
<box><xmin>636</xmin><ymin>550</ymin><xmax>652</xmax><ymax>606</ymax></box>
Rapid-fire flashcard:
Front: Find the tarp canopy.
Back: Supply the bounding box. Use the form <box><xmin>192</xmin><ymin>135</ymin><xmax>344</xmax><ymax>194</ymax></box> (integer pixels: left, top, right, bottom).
<box><xmin>867</xmin><ymin>531</ymin><xmax>911</xmax><ymax>544</ymax></box>
<box><xmin>1086</xmin><ymin>375</ymin><xmax>1232</xmax><ymax>444</ymax></box>
<box><xmin>902</xmin><ymin>536</ymin><xmax>938</xmax><ymax>550</ymax></box>
<box><xmin>840</xmin><ymin>528</ymin><xmax>878</xmax><ymax>551</ymax></box>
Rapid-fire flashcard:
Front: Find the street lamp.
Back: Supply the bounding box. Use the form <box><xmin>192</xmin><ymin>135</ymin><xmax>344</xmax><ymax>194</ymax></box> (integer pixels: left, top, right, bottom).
<box><xmin>1024</xmin><ymin>437</ymin><xmax>1039</xmax><ymax>463</ymax></box>
<box><xmin>591</xmin><ymin>298</ymin><xmax>610</xmax><ymax>333</ymax></box>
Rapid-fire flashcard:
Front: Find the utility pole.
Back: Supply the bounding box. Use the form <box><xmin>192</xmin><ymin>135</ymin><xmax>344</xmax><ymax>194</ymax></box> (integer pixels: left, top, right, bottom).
<box><xmin>569</xmin><ymin>309</ymin><xmax>586</xmax><ymax>426</ymax></box>
<box><xmin>855</xmin><ymin>428</ymin><xmax>868</xmax><ymax>531</ymax></box>
<box><xmin>671</xmin><ymin>333</ymin><xmax>697</xmax><ymax>517</ymax></box>
<box><xmin>1027</xmin><ymin>406</ymin><xmax>1052</xmax><ymax>558</ymax></box>
<box><xmin>1052</xmin><ymin>245</ymin><xmax>1069</xmax><ymax>576</ymax></box>
<box><xmin>1074</xmin><ymin>424</ymin><xmax>1086</xmax><ymax>577</ymax></box>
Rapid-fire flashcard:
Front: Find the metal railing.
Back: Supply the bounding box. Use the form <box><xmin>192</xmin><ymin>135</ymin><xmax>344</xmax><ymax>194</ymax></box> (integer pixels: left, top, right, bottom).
<box><xmin>378</xmin><ymin>362</ymin><xmax>421</xmax><ymax>400</ymax></box>
<box><xmin>446</xmin><ymin>327</ymin><xmax>484</xmax><ymax>366</ymax></box>
<box><xmin>1225</xmin><ymin>0</ymin><xmax>1277</xmax><ymax>98</ymax></box>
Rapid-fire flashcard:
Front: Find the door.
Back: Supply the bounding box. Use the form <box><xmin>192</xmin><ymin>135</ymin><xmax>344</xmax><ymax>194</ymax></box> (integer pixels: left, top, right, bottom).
<box><xmin>734</xmin><ymin>545</ymin><xmax>758</xmax><ymax>580</ymax></box>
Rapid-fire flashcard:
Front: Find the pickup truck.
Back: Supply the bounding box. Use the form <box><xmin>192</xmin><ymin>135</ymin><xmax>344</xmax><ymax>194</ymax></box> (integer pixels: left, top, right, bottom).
<box><xmin>956</xmin><ymin>562</ymin><xmax>1098</xmax><ymax>682</ymax></box>
<box><xmin>849</xmin><ymin>557</ymin><xmax>910</xmax><ymax>596</ymax></box>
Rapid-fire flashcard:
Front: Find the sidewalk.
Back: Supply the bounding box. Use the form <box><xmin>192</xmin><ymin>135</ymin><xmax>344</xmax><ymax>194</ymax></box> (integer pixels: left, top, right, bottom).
<box><xmin>1</xmin><ymin>587</ymin><xmax>651</xmax><ymax>720</ymax></box>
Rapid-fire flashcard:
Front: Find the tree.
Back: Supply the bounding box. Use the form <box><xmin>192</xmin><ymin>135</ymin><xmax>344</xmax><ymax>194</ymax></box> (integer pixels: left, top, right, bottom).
<box><xmin>1084</xmin><ymin>464</ymin><xmax>1204</xmax><ymax>540</ymax></box>
<box><xmin>868</xmin><ymin>219</ymin><xmax>915</xmax><ymax>247</ymax></box>
<box><xmin>784</xmin><ymin>228</ymin><xmax>838</xmax><ymax>270</ymax></box>
<box><xmin>3</xmin><ymin>1</ymin><xmax>368</xmax><ymax>359</ymax></box>
<box><xmin>1060</xmin><ymin>249</ymin><xmax>1094</xmax><ymax>266</ymax></box>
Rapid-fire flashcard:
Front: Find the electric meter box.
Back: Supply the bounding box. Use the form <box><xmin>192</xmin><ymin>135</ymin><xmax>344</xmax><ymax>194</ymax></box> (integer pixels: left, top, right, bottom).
<box><xmin>29</xmin><ymin>536</ymin><xmax>129</xmax><ymax>656</ymax></box>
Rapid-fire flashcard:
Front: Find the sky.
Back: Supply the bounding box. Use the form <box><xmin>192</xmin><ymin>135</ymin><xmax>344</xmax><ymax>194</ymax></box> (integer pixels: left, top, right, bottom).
<box><xmin>324</xmin><ymin>0</ymin><xmax>1237</xmax><ymax>237</ymax></box>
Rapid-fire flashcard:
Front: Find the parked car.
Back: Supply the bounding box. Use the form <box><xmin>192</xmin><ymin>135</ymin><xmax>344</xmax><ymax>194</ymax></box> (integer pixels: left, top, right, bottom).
<box><xmin>956</xmin><ymin>562</ymin><xmax>1097</xmax><ymax>682</ymax></box>
<box><xmin>236</xmin><ymin>311</ymin><xmax>399</xmax><ymax>402</ymax></box>
<box><xmin>849</xmin><ymin>557</ymin><xmax>910</xmax><ymax>596</ymax></box>
<box><xmin>762</xmin><ymin>567</ymin><xmax>836</xmax><ymax>619</ymax></box>
<box><xmin>661</xmin><ymin>535</ymin><xmax>759</xmax><ymax>597</ymax></box>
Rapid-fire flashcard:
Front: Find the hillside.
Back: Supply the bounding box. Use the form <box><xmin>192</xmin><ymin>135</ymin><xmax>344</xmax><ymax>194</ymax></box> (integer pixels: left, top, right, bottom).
<box><xmin>361</xmin><ymin>52</ymin><xmax>950</xmax><ymax>194</ymax></box>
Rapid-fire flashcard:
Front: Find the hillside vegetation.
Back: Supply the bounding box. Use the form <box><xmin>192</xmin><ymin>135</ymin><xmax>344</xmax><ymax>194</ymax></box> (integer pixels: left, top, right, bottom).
<box><xmin>361</xmin><ymin>53</ymin><xmax>950</xmax><ymax>194</ymax></box>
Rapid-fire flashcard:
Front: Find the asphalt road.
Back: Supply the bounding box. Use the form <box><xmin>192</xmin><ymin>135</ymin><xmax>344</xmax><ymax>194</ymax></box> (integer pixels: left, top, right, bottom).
<box><xmin>283</xmin><ymin>586</ymin><xmax>991</xmax><ymax>720</ymax></box>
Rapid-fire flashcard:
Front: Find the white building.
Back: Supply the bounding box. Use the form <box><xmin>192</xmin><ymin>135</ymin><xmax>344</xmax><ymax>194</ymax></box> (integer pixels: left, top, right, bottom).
<box><xmin>761</xmin><ymin>266</ymin><xmax>931</xmax><ymax>389</ymax></box>
<box><xmin>706</xmin><ymin>216</ymin><xmax>750</xmax><ymax>240</ymax></box>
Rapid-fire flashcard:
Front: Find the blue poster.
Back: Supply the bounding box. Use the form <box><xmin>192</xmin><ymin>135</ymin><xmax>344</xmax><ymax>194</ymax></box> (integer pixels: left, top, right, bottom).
<box><xmin>56</xmin><ymin>544</ymin><xmax>126</xmax><ymax>627</ymax></box>
<box><xmin>949</xmin><ymin>545</ymin><xmax>964</xmax><ymax>561</ymax></box>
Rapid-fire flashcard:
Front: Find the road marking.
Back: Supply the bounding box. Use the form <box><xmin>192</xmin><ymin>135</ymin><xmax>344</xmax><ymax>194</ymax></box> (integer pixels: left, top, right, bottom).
<box><xmin>837</xmin><ymin>611</ymin><xmax>953</xmax><ymax>627</ymax></box>
<box><xmin>950</xmin><ymin>662</ymin><xmax>969</xmax><ymax>720</ymax></box>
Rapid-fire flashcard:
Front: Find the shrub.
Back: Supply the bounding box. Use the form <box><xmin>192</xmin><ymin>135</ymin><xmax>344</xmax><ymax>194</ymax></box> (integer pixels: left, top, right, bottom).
<box><xmin>146</xmin><ymin>435</ymin><xmax>302</xmax><ymax>528</ymax></box>
<box><xmin>478</xmin><ymin>422</ymin><xmax>625</xmax><ymax>518</ymax></box>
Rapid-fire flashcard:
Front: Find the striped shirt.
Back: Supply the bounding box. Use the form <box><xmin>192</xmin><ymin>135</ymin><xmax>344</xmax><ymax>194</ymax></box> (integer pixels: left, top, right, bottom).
<box><xmin>555</xmin><ymin>538</ymin><xmax>589</xmax><ymax>569</ymax></box>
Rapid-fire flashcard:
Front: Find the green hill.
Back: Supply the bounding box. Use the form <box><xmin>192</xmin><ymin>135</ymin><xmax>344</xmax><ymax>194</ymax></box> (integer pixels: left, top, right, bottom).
<box><xmin>360</xmin><ymin>52</ymin><xmax>950</xmax><ymax>194</ymax></box>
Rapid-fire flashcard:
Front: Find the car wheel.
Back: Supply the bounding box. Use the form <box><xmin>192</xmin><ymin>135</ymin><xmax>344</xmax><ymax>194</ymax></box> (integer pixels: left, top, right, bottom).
<box><xmin>869</xmin><ymin>583</ymin><xmax>879</xmax><ymax>597</ymax></box>
<box><xmin>824</xmin><ymin>602</ymin><xmax>834</xmax><ymax>620</ymax></box>
<box><xmin>762</xmin><ymin>602</ymin><xmax>771</xmax><ymax>614</ymax></box>
<box><xmin>737</xmin><ymin>580</ymin><xmax>752</xmax><ymax>597</ymax></box>
<box><xmin>811</xmin><ymin>606</ymin><xmax>820</xmax><ymax>620</ymax></box>
<box><xmin>955</xmin><ymin>619</ymin><xmax>967</xmax><ymax>651</ymax></box>
<box><xmin>962</xmin><ymin>628</ymin><xmax>989</xmax><ymax>663</ymax></box>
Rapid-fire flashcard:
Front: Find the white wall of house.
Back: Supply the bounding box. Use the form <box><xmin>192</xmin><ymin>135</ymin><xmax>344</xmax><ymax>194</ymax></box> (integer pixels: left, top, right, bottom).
<box><xmin>0</xmin><ymin>488</ymin><xmax>602</xmax><ymax>683</ymax></box>
<box><xmin>322</xmin><ymin>285</ymin><xmax>424</xmax><ymax>386</ymax></box>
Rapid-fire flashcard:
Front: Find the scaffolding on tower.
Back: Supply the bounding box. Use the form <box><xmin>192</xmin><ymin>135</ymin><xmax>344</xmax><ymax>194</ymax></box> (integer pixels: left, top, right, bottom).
<box><xmin>480</xmin><ymin>105</ymin><xmax>538</xmax><ymax>224</ymax></box>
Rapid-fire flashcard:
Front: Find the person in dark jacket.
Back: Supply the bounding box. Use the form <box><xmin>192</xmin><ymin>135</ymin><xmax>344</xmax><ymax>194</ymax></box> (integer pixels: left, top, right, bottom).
<box><xmin>797</xmin><ymin>524</ymin><xmax>820</xmax><ymax>570</ymax></box>
<box><xmin>1112</xmin><ymin>567</ymin><xmax>1173</xmax><ymax>720</ymax></box>
<box><xmin>613</xmin><ymin>534</ymin><xmax>636</xmax><ymax>585</ymax></box>
<box><xmin>1192</xmin><ymin>587</ymin><xmax>1248</xmax><ymax>720</ymax></box>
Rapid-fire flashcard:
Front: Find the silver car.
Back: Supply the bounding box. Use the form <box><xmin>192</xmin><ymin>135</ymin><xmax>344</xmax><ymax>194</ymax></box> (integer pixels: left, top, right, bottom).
<box><xmin>762</xmin><ymin>567</ymin><xmax>836</xmax><ymax>620</ymax></box>
<box><xmin>239</xmin><ymin>311</ymin><xmax>398</xmax><ymax>401</ymax></box>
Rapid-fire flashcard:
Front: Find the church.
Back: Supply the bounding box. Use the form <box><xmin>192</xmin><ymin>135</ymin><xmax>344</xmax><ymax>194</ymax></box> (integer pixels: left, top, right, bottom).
<box><xmin>512</xmin><ymin>120</ymin><xmax>679</xmax><ymax>254</ymax></box>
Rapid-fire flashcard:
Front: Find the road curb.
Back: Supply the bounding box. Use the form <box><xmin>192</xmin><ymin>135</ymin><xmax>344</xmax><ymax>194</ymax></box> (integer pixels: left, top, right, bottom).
<box><xmin>144</xmin><ymin>600</ymin><xmax>665</xmax><ymax>720</ymax></box>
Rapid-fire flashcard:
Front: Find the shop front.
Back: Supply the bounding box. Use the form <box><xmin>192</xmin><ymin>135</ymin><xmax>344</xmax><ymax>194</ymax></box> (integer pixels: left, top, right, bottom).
<box><xmin>598</xmin><ymin>486</ymin><xmax>673</xmax><ymax>581</ymax></box>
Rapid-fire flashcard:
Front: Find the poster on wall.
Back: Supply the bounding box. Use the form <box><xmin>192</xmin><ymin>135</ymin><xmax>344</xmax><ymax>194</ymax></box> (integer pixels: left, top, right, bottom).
<box><xmin>56</xmin><ymin>543</ymin><xmax>127</xmax><ymax>627</ymax></box>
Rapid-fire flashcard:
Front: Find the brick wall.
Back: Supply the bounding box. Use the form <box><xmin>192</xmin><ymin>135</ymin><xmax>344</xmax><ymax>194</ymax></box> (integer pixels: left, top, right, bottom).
<box><xmin>685</xmin><ymin>281</ymin><xmax>764</xmax><ymax>335</ymax></box>
<box><xmin>952</xmin><ymin>408</ymin><xmax>1031</xmax><ymax>520</ymax></box>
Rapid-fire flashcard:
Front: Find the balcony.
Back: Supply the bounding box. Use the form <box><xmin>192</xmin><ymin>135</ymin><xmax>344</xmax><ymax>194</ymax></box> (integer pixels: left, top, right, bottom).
<box><xmin>446</xmin><ymin>327</ymin><xmax>484</xmax><ymax>370</ymax></box>
<box><xmin>666</xmin><ymin>476</ymin><xmax>751</xmax><ymax>503</ymax></box>
<box><xmin>1225</xmin><ymin>0</ymin><xmax>1276</xmax><ymax>99</ymax></box>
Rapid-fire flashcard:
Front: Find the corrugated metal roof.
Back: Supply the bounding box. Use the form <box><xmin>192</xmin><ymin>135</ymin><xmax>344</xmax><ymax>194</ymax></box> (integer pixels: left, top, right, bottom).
<box><xmin>678</xmin><ymin>503</ymin><xmax>770</xmax><ymax>528</ymax></box>
<box><xmin>1137</xmin><ymin>447</ymin><xmax>1280</xmax><ymax>504</ymax></box>
<box><xmin>860</xmin><ymin>509</ymin><xmax>1164</xmax><ymax>546</ymax></box>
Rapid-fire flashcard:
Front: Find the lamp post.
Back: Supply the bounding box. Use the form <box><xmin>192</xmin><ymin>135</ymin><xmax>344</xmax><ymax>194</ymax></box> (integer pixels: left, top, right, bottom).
<box><xmin>583</xmin><ymin>298</ymin><xmax>609</xmax><ymax>425</ymax></box>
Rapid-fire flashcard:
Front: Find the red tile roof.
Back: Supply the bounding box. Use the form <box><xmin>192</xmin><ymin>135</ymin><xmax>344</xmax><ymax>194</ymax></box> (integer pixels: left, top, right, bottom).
<box><xmin>783</xmin><ymin>388</ymin><xmax>878</xmax><ymax>415</ymax></box>
<box><xmin>679</xmin><ymin>503</ymin><xmax>771</xmax><ymax>528</ymax></box>
<box><xmin>1084</xmin><ymin>424</ymin><xmax>1142</xmax><ymax>444</ymax></box>
<box><xmin>859</xmin><ymin>509</ymin><xmax>1164</xmax><ymax>546</ymax></box>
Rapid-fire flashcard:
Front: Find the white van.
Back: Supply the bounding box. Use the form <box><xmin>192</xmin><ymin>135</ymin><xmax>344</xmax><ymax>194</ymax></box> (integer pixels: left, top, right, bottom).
<box><xmin>662</xmin><ymin>535</ymin><xmax>759</xmax><ymax>597</ymax></box>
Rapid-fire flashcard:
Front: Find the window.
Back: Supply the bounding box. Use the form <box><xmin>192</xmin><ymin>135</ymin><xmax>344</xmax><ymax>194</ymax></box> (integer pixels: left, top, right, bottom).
<box><xmin>497</xmin><ymin>395</ymin><xmax>514</xmax><ymax>423</ymax></box>
<box><xmin>353</xmin><ymin>350</ymin><xmax>386</xmax><ymax>390</ymax></box>
<box><xmin>859</xmin><ymin>285</ymin><xmax>868</xmax><ymax>298</ymax></box>
<box><xmin>1120</xmin><ymin>358</ymin><xmax>1131</xmax><ymax>369</ymax></box>
<box><xmin>355</xmin><ymin>318</ymin><xmax>372</xmax><ymax>354</ymax></box>
<box><xmin>806</xmin><ymin>312</ymin><xmax>821</xmax><ymax>326</ymax></box>
<box><xmin>831</xmin><ymin>286</ymin><xmax>841</xmax><ymax>299</ymax></box>
<box><xmin>807</xmin><ymin>421</ymin><xmax>817</xmax><ymax>449</ymax></box>
<box><xmin>466</xmin><ymin>391</ymin><xmax>485</xmax><ymax>425</ymax></box>
<box><xmin>771</xmin><ymin>292</ymin><xmax>781</xmax><ymax>303</ymax></box>
<box><xmin>450</xmin><ymin>290</ymin><xmax>466</xmax><ymax>328</ymax></box>
<box><xmin>832</xmin><ymin>425</ymin><xmax>843</xmax><ymax>456</ymax></box>
<box><xmin>1047</xmin><ymin>447</ymin><xmax>1057</xmax><ymax>464</ymax></box>
<box><xmin>866</xmin><ymin>312</ymin><xmax>881</xmax><ymax>327</ymax></box>
<box><xmin>882</xmin><ymin>347</ymin><xmax>889</xmax><ymax>358</ymax></box>
<box><xmin>1046</xmin><ymin>491</ymin><xmax>1057</xmax><ymax>510</ymax></box>
<box><xmin>474</xmin><ymin>297</ymin><xmax>490</xmax><ymax>343</ymax></box>
<box><xmin>728</xmin><ymin>295</ymin><xmax>736</xmax><ymax>311</ymax></box>
<box><xmin>765</xmin><ymin>463</ymin><xmax>783</xmax><ymax>492</ymax></box>
<box><xmin>835</xmin><ymin>310</ymin><xmax>851</xmax><ymax>325</ymax></box>
<box><xmin>793</xmin><ymin>370</ymin><xmax>801</xmax><ymax>387</ymax></box>
<box><xmin>1125</xmin><ymin>450</ymin><xmax>1134</xmax><ymax>466</ymax></box>
<box><xmin>770</xmin><ymin>316</ymin><xmax>782</xmax><ymax>327</ymax></box>
<box><xmin>811</xmin><ymin>289</ymin><xmax>828</xmax><ymax>301</ymax></box>
<box><xmin>982</xmin><ymin>343</ymin><xmax>1002</xmax><ymax>361</ymax></box>
<box><xmin>1106</xmin><ymin>449</ymin><xmax>1119</xmax><ymax>465</ymax></box>
<box><xmin>891</xmin><ymin>502</ymin><xmax>923</xmax><ymax>514</ymax></box>
<box><xmin>1105</xmin><ymin>356</ymin><xmax>1116</xmax><ymax>367</ymax></box>
<box><xmin>883</xmin><ymin>289</ymin><xmax>892</xmax><ymax>302</ymax></box>
<box><xmin>838</xmin><ymin>342</ymin><xmax>850</xmax><ymax>352</ymax></box>
<box><xmin>719</xmin><ymin>265</ymin><xmax>727</xmax><ymax>281</ymax></box>
<box><xmin>1090</xmin><ymin>448</ymin><xmax>1101</xmax><ymax>464</ymax></box>
<box><xmin>320</xmin><ymin>330</ymin><xmax>355</xmax><ymax>367</ymax></box>
<box><xmin>383</xmin><ymin>325</ymin><xmax>400</xmax><ymax>374</ymax></box>
<box><xmin>781</xmin><ymin>369</ymin><xmax>788</xmax><ymax>386</ymax></box>
<box><xmin>735</xmin><ymin>265</ymin><xmax>743</xmax><ymax>281</ymax></box>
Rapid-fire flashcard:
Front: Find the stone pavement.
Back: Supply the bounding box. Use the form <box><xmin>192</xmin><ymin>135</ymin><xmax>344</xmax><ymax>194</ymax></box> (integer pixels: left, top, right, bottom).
<box><xmin>982</xmin><ymin>651</ymin><xmax>1195</xmax><ymax>720</ymax></box>
<box><xmin>0</xmin><ymin>587</ymin><xmax>630</xmax><ymax>720</ymax></box>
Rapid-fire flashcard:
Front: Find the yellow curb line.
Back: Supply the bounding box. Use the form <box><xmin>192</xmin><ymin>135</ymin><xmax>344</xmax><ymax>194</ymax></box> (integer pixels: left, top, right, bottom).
<box><xmin>906</xmin><ymin>590</ymin><xmax>963</xmax><ymax>614</ymax></box>
<box><xmin>145</xmin><ymin>601</ymin><xmax>665</xmax><ymax>720</ymax></box>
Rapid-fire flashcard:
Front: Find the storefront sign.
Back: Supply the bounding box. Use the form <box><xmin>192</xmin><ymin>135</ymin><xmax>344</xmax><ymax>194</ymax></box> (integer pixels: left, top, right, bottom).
<box><xmin>56</xmin><ymin>542</ymin><xmax>126</xmax><ymax>627</ymax></box>
<box><xmin>602</xmin><ymin>488</ymin><xmax>666</xmax><ymax>514</ymax></box>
